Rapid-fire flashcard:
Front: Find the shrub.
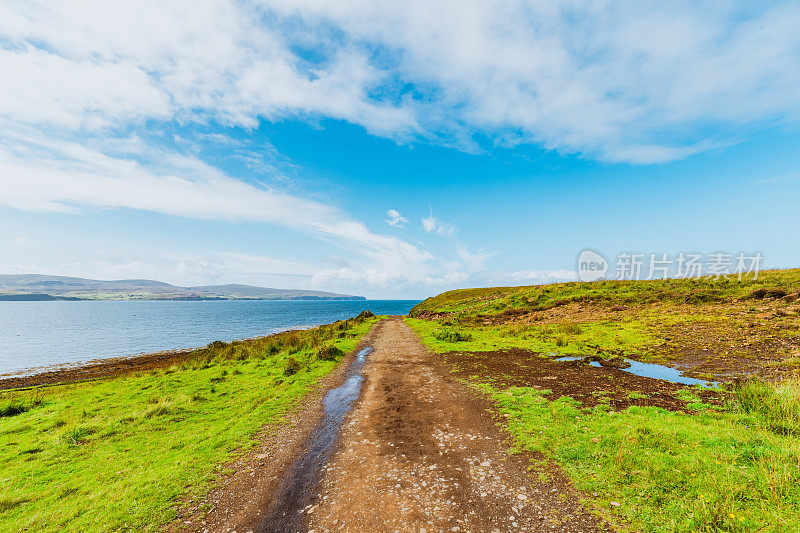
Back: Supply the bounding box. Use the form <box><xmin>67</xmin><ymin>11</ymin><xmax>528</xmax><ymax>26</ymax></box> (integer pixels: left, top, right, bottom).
<box><xmin>433</xmin><ymin>328</ymin><xmax>473</xmax><ymax>342</ymax></box>
<box><xmin>357</xmin><ymin>310</ymin><xmax>375</xmax><ymax>319</ymax></box>
<box><xmin>0</xmin><ymin>400</ymin><xmax>32</xmax><ymax>417</ymax></box>
<box><xmin>0</xmin><ymin>398</ymin><xmax>41</xmax><ymax>417</ymax></box>
<box><xmin>318</xmin><ymin>345</ymin><xmax>344</xmax><ymax>361</ymax></box>
<box><xmin>265</xmin><ymin>344</ymin><xmax>280</xmax><ymax>356</ymax></box>
<box><xmin>285</xmin><ymin>333</ymin><xmax>301</xmax><ymax>348</ymax></box>
<box><xmin>560</xmin><ymin>323</ymin><xmax>583</xmax><ymax>335</ymax></box>
<box><xmin>283</xmin><ymin>357</ymin><xmax>301</xmax><ymax>376</ymax></box>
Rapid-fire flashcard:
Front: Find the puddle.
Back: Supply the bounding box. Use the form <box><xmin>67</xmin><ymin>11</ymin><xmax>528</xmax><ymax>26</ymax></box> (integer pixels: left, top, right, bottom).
<box><xmin>555</xmin><ymin>356</ymin><xmax>717</xmax><ymax>387</ymax></box>
<box><xmin>257</xmin><ymin>346</ymin><xmax>373</xmax><ymax>532</ymax></box>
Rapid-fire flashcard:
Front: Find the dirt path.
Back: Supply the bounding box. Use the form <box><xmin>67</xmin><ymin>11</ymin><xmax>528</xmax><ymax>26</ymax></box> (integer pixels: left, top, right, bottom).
<box><xmin>302</xmin><ymin>318</ymin><xmax>606</xmax><ymax>532</ymax></box>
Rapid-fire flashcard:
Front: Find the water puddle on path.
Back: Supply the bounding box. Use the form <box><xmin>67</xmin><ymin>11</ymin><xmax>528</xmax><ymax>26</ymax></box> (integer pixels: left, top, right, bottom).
<box><xmin>257</xmin><ymin>346</ymin><xmax>373</xmax><ymax>532</ymax></box>
<box><xmin>555</xmin><ymin>355</ymin><xmax>717</xmax><ymax>387</ymax></box>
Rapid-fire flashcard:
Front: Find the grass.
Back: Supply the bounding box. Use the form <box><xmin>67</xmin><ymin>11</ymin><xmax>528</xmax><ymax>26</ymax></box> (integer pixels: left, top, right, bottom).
<box><xmin>735</xmin><ymin>378</ymin><xmax>800</xmax><ymax>436</ymax></box>
<box><xmin>409</xmin><ymin>269</ymin><xmax>800</xmax><ymax>318</ymax></box>
<box><xmin>473</xmin><ymin>379</ymin><xmax>800</xmax><ymax>532</ymax></box>
<box><xmin>406</xmin><ymin>316</ymin><xmax>657</xmax><ymax>357</ymax></box>
<box><xmin>406</xmin><ymin>270</ymin><xmax>800</xmax><ymax>531</ymax></box>
<box><xmin>0</xmin><ymin>312</ymin><xmax>378</xmax><ymax>532</ymax></box>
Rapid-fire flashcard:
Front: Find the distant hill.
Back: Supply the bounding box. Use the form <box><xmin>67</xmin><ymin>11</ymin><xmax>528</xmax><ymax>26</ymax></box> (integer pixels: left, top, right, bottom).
<box><xmin>0</xmin><ymin>275</ymin><xmax>365</xmax><ymax>301</ymax></box>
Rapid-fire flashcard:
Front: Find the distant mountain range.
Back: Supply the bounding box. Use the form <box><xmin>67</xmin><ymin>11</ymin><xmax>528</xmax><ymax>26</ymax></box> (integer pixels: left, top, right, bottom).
<box><xmin>0</xmin><ymin>275</ymin><xmax>365</xmax><ymax>301</ymax></box>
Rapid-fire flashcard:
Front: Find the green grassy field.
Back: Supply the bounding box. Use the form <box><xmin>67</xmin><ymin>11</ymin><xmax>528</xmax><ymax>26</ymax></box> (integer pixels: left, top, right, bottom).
<box><xmin>407</xmin><ymin>270</ymin><xmax>800</xmax><ymax>531</ymax></box>
<box><xmin>472</xmin><ymin>380</ymin><xmax>800</xmax><ymax>532</ymax></box>
<box><xmin>410</xmin><ymin>269</ymin><xmax>800</xmax><ymax>318</ymax></box>
<box><xmin>0</xmin><ymin>313</ymin><xmax>377</xmax><ymax>532</ymax></box>
<box><xmin>405</xmin><ymin>316</ymin><xmax>659</xmax><ymax>358</ymax></box>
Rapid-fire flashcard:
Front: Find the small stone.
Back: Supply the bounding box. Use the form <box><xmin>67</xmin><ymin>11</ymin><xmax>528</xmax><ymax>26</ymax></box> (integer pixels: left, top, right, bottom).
<box><xmin>610</xmin><ymin>501</ymin><xmax>621</xmax><ymax>507</ymax></box>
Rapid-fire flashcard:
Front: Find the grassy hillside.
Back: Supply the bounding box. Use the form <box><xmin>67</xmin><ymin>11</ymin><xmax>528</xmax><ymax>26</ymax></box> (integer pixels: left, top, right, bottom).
<box><xmin>407</xmin><ymin>269</ymin><xmax>800</xmax><ymax>531</ymax></box>
<box><xmin>0</xmin><ymin>313</ymin><xmax>378</xmax><ymax>532</ymax></box>
<box><xmin>409</xmin><ymin>269</ymin><xmax>800</xmax><ymax>380</ymax></box>
<box><xmin>411</xmin><ymin>269</ymin><xmax>800</xmax><ymax>316</ymax></box>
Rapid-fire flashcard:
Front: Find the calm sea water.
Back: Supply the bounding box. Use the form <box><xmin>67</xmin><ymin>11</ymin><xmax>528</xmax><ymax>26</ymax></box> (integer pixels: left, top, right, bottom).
<box><xmin>0</xmin><ymin>300</ymin><xmax>418</xmax><ymax>375</ymax></box>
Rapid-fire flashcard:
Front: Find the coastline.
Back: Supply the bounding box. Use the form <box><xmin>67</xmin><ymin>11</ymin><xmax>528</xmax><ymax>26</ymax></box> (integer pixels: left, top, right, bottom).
<box><xmin>0</xmin><ymin>324</ymin><xmax>316</xmax><ymax>391</ymax></box>
<box><xmin>0</xmin><ymin>299</ymin><xmax>420</xmax><ymax>378</ymax></box>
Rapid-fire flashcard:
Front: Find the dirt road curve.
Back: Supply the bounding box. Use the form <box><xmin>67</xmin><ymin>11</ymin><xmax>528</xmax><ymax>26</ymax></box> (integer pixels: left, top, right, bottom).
<box><xmin>303</xmin><ymin>318</ymin><xmax>606</xmax><ymax>532</ymax></box>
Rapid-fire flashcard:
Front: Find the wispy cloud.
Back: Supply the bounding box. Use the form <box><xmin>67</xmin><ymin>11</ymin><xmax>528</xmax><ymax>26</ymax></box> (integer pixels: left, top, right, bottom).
<box><xmin>421</xmin><ymin>208</ymin><xmax>456</xmax><ymax>236</ymax></box>
<box><xmin>0</xmin><ymin>128</ymin><xmax>433</xmax><ymax>274</ymax></box>
<box><xmin>756</xmin><ymin>172</ymin><xmax>800</xmax><ymax>185</ymax></box>
<box><xmin>385</xmin><ymin>209</ymin><xmax>408</xmax><ymax>227</ymax></box>
<box><xmin>456</xmin><ymin>247</ymin><xmax>496</xmax><ymax>271</ymax></box>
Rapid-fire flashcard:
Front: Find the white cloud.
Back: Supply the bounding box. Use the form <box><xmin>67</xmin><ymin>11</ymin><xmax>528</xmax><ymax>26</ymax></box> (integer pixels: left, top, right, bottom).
<box><xmin>0</xmin><ymin>128</ymin><xmax>433</xmax><ymax>275</ymax></box>
<box><xmin>308</xmin><ymin>265</ymin><xmax>576</xmax><ymax>298</ymax></box>
<box><xmin>0</xmin><ymin>1</ymin><xmax>417</xmax><ymax>137</ymax></box>
<box><xmin>475</xmin><ymin>269</ymin><xmax>577</xmax><ymax>286</ymax></box>
<box><xmin>1</xmin><ymin>2</ymin><xmax>798</xmax><ymax>163</ymax></box>
<box><xmin>264</xmin><ymin>0</ymin><xmax>800</xmax><ymax>162</ymax></box>
<box><xmin>421</xmin><ymin>209</ymin><xmax>456</xmax><ymax>236</ymax></box>
<box><xmin>456</xmin><ymin>247</ymin><xmax>496</xmax><ymax>271</ymax></box>
<box><xmin>385</xmin><ymin>209</ymin><xmax>408</xmax><ymax>227</ymax></box>
<box><xmin>0</xmin><ymin>250</ymin><xmax>314</xmax><ymax>289</ymax></box>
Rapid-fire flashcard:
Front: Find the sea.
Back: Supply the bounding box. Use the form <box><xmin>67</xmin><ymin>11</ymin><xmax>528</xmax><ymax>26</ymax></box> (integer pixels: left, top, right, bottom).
<box><xmin>0</xmin><ymin>299</ymin><xmax>419</xmax><ymax>375</ymax></box>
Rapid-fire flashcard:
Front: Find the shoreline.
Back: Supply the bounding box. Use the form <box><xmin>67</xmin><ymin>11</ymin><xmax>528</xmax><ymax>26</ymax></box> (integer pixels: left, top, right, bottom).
<box><xmin>0</xmin><ymin>324</ymin><xmax>320</xmax><ymax>391</ymax></box>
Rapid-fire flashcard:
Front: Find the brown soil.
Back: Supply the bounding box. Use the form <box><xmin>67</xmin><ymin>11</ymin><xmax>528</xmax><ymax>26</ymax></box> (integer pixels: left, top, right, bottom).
<box><xmin>0</xmin><ymin>349</ymin><xmax>195</xmax><ymax>390</ymax></box>
<box><xmin>444</xmin><ymin>349</ymin><xmax>726</xmax><ymax>411</ymax></box>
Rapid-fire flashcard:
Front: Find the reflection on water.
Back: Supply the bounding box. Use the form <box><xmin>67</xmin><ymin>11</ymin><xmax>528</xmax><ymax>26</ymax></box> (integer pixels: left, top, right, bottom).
<box><xmin>555</xmin><ymin>355</ymin><xmax>717</xmax><ymax>386</ymax></box>
<box><xmin>257</xmin><ymin>347</ymin><xmax>373</xmax><ymax>532</ymax></box>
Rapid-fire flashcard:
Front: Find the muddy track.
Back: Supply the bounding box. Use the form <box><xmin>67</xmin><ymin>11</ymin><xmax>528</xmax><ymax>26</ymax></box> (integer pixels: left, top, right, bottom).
<box><xmin>177</xmin><ymin>318</ymin><xmax>609</xmax><ymax>532</ymax></box>
<box><xmin>299</xmin><ymin>319</ymin><xmax>605</xmax><ymax>532</ymax></box>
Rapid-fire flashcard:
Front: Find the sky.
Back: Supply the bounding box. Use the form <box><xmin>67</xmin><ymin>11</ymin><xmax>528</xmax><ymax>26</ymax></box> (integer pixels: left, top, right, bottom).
<box><xmin>1</xmin><ymin>1</ymin><xmax>799</xmax><ymax>299</ymax></box>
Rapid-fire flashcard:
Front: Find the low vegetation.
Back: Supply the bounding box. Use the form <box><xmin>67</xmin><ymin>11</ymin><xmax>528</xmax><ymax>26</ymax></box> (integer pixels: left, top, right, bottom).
<box><xmin>408</xmin><ymin>269</ymin><xmax>800</xmax><ymax>531</ymax></box>
<box><xmin>410</xmin><ymin>269</ymin><xmax>800</xmax><ymax>380</ymax></box>
<box><xmin>0</xmin><ymin>313</ymin><xmax>378</xmax><ymax>532</ymax></box>
<box><xmin>410</xmin><ymin>269</ymin><xmax>800</xmax><ymax>318</ymax></box>
<box><xmin>473</xmin><ymin>379</ymin><xmax>800</xmax><ymax>532</ymax></box>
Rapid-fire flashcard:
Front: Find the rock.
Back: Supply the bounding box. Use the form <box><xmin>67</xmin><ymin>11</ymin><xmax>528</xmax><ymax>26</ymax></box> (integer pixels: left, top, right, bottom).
<box><xmin>610</xmin><ymin>501</ymin><xmax>621</xmax><ymax>507</ymax></box>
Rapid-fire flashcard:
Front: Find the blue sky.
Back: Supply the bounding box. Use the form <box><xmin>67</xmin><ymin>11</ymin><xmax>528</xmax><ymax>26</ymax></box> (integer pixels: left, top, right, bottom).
<box><xmin>1</xmin><ymin>1</ymin><xmax>799</xmax><ymax>298</ymax></box>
